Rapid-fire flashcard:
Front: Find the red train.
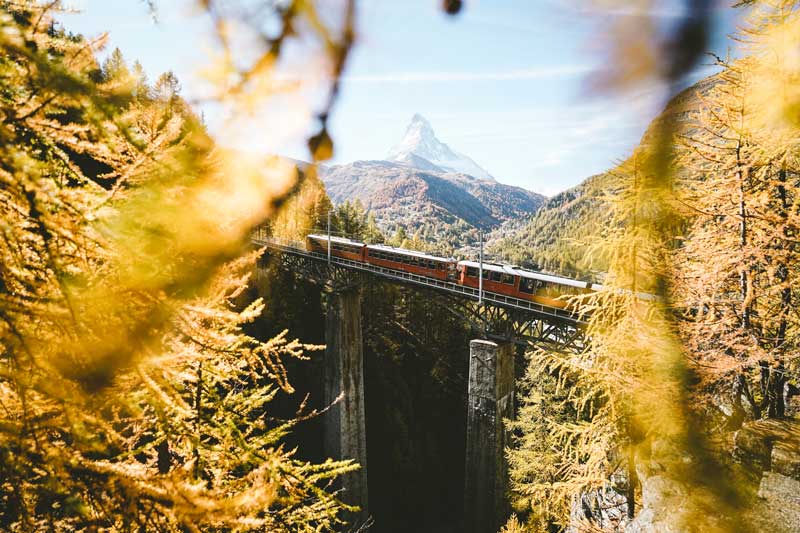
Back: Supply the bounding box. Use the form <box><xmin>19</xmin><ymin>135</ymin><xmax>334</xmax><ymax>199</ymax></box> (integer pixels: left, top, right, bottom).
<box><xmin>305</xmin><ymin>234</ymin><xmax>601</xmax><ymax>309</ymax></box>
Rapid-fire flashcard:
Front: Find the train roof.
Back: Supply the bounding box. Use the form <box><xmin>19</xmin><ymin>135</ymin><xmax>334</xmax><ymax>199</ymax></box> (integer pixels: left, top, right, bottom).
<box><xmin>457</xmin><ymin>260</ymin><xmax>518</xmax><ymax>275</ymax></box>
<box><xmin>307</xmin><ymin>234</ymin><xmax>365</xmax><ymax>246</ymax></box>
<box><xmin>367</xmin><ymin>243</ymin><xmax>455</xmax><ymax>262</ymax></box>
<box><xmin>514</xmin><ymin>269</ymin><xmax>592</xmax><ymax>289</ymax></box>
<box><xmin>458</xmin><ymin>260</ymin><xmax>596</xmax><ymax>289</ymax></box>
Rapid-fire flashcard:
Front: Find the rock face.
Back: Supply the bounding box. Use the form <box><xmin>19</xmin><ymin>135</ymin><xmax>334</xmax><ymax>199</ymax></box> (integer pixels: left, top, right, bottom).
<box><xmin>624</xmin><ymin>467</ymin><xmax>692</xmax><ymax>533</ymax></box>
<box><xmin>757</xmin><ymin>472</ymin><xmax>800</xmax><ymax>530</ymax></box>
<box><xmin>619</xmin><ymin>420</ymin><xmax>800</xmax><ymax>532</ymax></box>
<box><xmin>735</xmin><ymin>419</ymin><xmax>800</xmax><ymax>532</ymax></box>
<box><xmin>569</xmin><ymin>472</ymin><xmax>631</xmax><ymax>532</ymax></box>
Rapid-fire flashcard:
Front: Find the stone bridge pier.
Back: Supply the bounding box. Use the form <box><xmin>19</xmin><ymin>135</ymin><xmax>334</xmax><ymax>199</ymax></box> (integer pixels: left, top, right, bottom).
<box><xmin>323</xmin><ymin>288</ymin><xmax>369</xmax><ymax>523</ymax></box>
<box><xmin>464</xmin><ymin>339</ymin><xmax>515</xmax><ymax>533</ymax></box>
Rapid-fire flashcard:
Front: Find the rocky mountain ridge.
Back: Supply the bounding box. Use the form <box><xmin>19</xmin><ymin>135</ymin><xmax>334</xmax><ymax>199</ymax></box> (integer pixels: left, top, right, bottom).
<box><xmin>319</xmin><ymin>115</ymin><xmax>545</xmax><ymax>251</ymax></box>
<box><xmin>386</xmin><ymin>113</ymin><xmax>496</xmax><ymax>181</ymax></box>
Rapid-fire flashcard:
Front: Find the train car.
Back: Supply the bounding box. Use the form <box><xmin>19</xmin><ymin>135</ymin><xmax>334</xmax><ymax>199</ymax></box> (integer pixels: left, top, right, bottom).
<box><xmin>303</xmin><ymin>232</ymin><xmax>602</xmax><ymax>308</ymax></box>
<box><xmin>305</xmin><ymin>234</ymin><xmax>366</xmax><ymax>262</ymax></box>
<box><xmin>513</xmin><ymin>268</ymin><xmax>594</xmax><ymax>308</ymax></box>
<box><xmin>457</xmin><ymin>260</ymin><xmax>520</xmax><ymax>298</ymax></box>
<box><xmin>366</xmin><ymin>244</ymin><xmax>457</xmax><ymax>281</ymax></box>
<box><xmin>458</xmin><ymin>261</ymin><xmax>597</xmax><ymax>308</ymax></box>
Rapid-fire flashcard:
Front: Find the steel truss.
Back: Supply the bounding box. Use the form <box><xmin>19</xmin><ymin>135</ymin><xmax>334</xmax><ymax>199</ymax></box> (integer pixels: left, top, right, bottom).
<box><xmin>442</xmin><ymin>297</ymin><xmax>586</xmax><ymax>350</ymax></box>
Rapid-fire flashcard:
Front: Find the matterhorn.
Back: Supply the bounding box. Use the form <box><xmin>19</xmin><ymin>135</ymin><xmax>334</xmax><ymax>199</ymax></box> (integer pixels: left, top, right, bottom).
<box><xmin>387</xmin><ymin>114</ymin><xmax>496</xmax><ymax>182</ymax></box>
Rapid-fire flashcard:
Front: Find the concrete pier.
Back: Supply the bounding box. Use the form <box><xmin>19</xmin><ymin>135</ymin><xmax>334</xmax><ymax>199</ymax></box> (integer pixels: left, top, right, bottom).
<box><xmin>323</xmin><ymin>289</ymin><xmax>369</xmax><ymax>520</ymax></box>
<box><xmin>464</xmin><ymin>339</ymin><xmax>515</xmax><ymax>533</ymax></box>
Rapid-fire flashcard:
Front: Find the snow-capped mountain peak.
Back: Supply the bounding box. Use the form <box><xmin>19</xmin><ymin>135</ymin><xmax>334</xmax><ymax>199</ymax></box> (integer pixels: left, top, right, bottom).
<box><xmin>387</xmin><ymin>114</ymin><xmax>495</xmax><ymax>182</ymax></box>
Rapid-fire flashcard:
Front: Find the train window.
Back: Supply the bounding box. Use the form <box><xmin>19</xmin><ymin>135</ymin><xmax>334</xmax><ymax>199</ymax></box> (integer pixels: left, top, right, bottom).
<box><xmin>500</xmin><ymin>273</ymin><xmax>515</xmax><ymax>285</ymax></box>
<box><xmin>466</xmin><ymin>267</ymin><xmax>478</xmax><ymax>278</ymax></box>
<box><xmin>540</xmin><ymin>282</ymin><xmax>557</xmax><ymax>297</ymax></box>
<box><xmin>483</xmin><ymin>270</ymin><xmax>491</xmax><ymax>280</ymax></box>
<box><xmin>490</xmin><ymin>271</ymin><xmax>502</xmax><ymax>282</ymax></box>
<box><xmin>519</xmin><ymin>278</ymin><xmax>536</xmax><ymax>294</ymax></box>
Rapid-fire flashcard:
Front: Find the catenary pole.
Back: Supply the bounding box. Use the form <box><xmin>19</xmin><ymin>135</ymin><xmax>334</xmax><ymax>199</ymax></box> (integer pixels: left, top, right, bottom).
<box><xmin>478</xmin><ymin>229</ymin><xmax>483</xmax><ymax>305</ymax></box>
<box><xmin>327</xmin><ymin>210</ymin><xmax>332</xmax><ymax>265</ymax></box>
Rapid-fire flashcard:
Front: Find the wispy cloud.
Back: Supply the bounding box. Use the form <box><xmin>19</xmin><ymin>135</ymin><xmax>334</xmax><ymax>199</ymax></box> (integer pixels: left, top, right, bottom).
<box><xmin>541</xmin><ymin>0</ymin><xmax>693</xmax><ymax>19</ymax></box>
<box><xmin>341</xmin><ymin>65</ymin><xmax>592</xmax><ymax>84</ymax></box>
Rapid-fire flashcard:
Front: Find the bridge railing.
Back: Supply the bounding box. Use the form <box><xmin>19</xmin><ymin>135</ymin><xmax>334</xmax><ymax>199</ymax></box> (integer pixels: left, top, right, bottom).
<box><xmin>252</xmin><ymin>236</ymin><xmax>585</xmax><ymax>325</ymax></box>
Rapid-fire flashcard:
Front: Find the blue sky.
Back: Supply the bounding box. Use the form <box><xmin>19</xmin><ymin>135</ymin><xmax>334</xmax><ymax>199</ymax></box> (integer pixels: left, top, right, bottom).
<box><xmin>60</xmin><ymin>1</ymin><xmax>740</xmax><ymax>196</ymax></box>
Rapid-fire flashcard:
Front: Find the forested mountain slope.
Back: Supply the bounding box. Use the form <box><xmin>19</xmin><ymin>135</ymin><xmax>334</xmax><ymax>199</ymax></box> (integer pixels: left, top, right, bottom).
<box><xmin>489</xmin><ymin>171</ymin><xmax>618</xmax><ymax>277</ymax></box>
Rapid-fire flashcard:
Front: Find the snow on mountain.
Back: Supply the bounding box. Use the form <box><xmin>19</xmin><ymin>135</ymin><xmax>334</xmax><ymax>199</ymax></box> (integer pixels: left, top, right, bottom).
<box><xmin>387</xmin><ymin>114</ymin><xmax>496</xmax><ymax>182</ymax></box>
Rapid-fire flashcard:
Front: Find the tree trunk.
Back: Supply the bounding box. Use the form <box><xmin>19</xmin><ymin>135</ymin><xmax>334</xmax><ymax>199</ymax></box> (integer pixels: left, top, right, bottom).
<box><xmin>738</xmin><ymin>143</ymin><xmax>752</xmax><ymax>329</ymax></box>
<box><xmin>759</xmin><ymin>360</ymin><xmax>786</xmax><ymax>419</ymax></box>
<box><xmin>775</xmin><ymin>164</ymin><xmax>790</xmax><ymax>346</ymax></box>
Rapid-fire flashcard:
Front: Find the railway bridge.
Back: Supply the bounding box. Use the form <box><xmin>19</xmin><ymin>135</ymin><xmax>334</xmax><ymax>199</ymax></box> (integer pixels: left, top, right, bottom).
<box><xmin>253</xmin><ymin>232</ymin><xmax>588</xmax><ymax>533</ymax></box>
